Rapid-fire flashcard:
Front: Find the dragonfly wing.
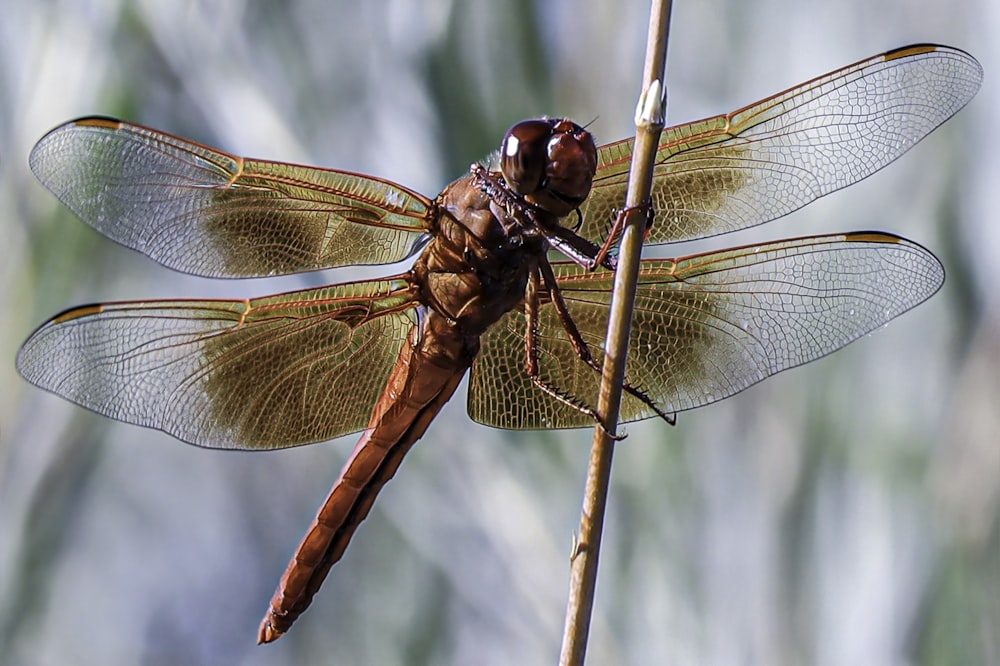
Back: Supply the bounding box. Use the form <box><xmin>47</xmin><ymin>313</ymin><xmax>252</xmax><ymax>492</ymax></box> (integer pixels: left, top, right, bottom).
<box><xmin>17</xmin><ymin>277</ymin><xmax>418</xmax><ymax>449</ymax></box>
<box><xmin>579</xmin><ymin>45</ymin><xmax>982</xmax><ymax>246</ymax></box>
<box><xmin>29</xmin><ymin>117</ymin><xmax>434</xmax><ymax>278</ymax></box>
<box><xmin>469</xmin><ymin>233</ymin><xmax>943</xmax><ymax>429</ymax></box>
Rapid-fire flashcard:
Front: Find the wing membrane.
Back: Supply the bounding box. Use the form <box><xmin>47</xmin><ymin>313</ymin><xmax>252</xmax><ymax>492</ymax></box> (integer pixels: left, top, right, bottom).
<box><xmin>29</xmin><ymin>117</ymin><xmax>434</xmax><ymax>278</ymax></box>
<box><xmin>579</xmin><ymin>44</ymin><xmax>982</xmax><ymax>246</ymax></box>
<box><xmin>17</xmin><ymin>277</ymin><xmax>418</xmax><ymax>449</ymax></box>
<box><xmin>469</xmin><ymin>233</ymin><xmax>943</xmax><ymax>429</ymax></box>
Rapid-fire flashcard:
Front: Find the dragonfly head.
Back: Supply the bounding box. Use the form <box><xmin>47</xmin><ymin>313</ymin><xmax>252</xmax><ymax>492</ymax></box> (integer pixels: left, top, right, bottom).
<box><xmin>499</xmin><ymin>118</ymin><xmax>597</xmax><ymax>218</ymax></box>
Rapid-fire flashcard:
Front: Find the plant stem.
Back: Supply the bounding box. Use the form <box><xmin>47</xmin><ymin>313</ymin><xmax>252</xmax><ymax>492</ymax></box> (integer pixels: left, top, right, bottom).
<box><xmin>558</xmin><ymin>2</ymin><xmax>672</xmax><ymax>664</ymax></box>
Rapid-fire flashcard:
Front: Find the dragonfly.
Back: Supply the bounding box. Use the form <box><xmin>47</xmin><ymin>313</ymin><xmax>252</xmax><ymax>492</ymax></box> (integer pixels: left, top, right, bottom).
<box><xmin>17</xmin><ymin>44</ymin><xmax>981</xmax><ymax>643</ymax></box>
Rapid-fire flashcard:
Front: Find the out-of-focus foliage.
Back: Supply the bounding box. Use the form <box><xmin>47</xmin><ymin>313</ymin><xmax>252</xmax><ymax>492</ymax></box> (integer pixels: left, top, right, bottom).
<box><xmin>0</xmin><ymin>1</ymin><xmax>996</xmax><ymax>664</ymax></box>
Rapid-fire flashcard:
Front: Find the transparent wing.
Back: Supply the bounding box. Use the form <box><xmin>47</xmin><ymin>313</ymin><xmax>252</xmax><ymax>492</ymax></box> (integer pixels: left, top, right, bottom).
<box><xmin>469</xmin><ymin>233</ymin><xmax>943</xmax><ymax>429</ymax></box>
<box><xmin>578</xmin><ymin>44</ymin><xmax>982</xmax><ymax>246</ymax></box>
<box><xmin>29</xmin><ymin>117</ymin><xmax>434</xmax><ymax>278</ymax></box>
<box><xmin>17</xmin><ymin>277</ymin><xmax>418</xmax><ymax>449</ymax></box>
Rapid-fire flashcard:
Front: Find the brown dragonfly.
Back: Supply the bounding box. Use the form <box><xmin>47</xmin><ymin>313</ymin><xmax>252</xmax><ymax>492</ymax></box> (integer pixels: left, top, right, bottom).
<box><xmin>17</xmin><ymin>44</ymin><xmax>980</xmax><ymax>643</ymax></box>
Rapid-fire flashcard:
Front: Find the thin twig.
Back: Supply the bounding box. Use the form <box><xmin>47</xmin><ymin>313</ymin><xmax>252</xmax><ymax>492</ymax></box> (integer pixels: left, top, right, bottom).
<box><xmin>558</xmin><ymin>2</ymin><xmax>672</xmax><ymax>664</ymax></box>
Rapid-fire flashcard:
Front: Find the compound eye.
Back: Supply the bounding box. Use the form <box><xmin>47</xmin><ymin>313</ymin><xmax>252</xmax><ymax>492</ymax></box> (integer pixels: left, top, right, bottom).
<box><xmin>499</xmin><ymin>119</ymin><xmax>554</xmax><ymax>195</ymax></box>
<box><xmin>543</xmin><ymin>120</ymin><xmax>597</xmax><ymax>202</ymax></box>
<box><xmin>523</xmin><ymin>119</ymin><xmax>597</xmax><ymax>217</ymax></box>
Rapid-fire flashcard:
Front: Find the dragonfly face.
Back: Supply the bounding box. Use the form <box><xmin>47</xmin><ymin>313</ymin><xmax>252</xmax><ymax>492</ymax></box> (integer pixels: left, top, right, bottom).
<box><xmin>499</xmin><ymin>118</ymin><xmax>598</xmax><ymax>216</ymax></box>
<box><xmin>16</xmin><ymin>43</ymin><xmax>981</xmax><ymax>642</ymax></box>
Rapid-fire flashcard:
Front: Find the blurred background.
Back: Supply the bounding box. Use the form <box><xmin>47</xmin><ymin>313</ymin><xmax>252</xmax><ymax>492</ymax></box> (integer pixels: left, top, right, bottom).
<box><xmin>1</xmin><ymin>0</ymin><xmax>997</xmax><ymax>664</ymax></box>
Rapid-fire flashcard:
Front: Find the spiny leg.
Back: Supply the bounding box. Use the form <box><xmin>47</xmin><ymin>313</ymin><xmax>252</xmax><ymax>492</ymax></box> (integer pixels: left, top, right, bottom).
<box><xmin>471</xmin><ymin>163</ymin><xmax>618</xmax><ymax>272</ymax></box>
<box><xmin>470</xmin><ymin>164</ymin><xmax>535</xmax><ymax>239</ymax></box>
<box><xmin>590</xmin><ymin>198</ymin><xmax>655</xmax><ymax>271</ymax></box>
<box><xmin>542</xmin><ymin>223</ymin><xmax>618</xmax><ymax>271</ymax></box>
<box><xmin>523</xmin><ymin>266</ymin><xmax>624</xmax><ymax>439</ymax></box>
<box><xmin>537</xmin><ymin>258</ymin><xmax>676</xmax><ymax>426</ymax></box>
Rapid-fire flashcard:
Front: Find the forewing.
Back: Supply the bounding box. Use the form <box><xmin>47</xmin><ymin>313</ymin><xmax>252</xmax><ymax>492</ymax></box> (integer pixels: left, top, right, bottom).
<box><xmin>17</xmin><ymin>277</ymin><xmax>418</xmax><ymax>449</ymax></box>
<box><xmin>578</xmin><ymin>45</ymin><xmax>982</xmax><ymax>246</ymax></box>
<box><xmin>469</xmin><ymin>234</ymin><xmax>943</xmax><ymax>429</ymax></box>
<box><xmin>29</xmin><ymin>117</ymin><xmax>434</xmax><ymax>278</ymax></box>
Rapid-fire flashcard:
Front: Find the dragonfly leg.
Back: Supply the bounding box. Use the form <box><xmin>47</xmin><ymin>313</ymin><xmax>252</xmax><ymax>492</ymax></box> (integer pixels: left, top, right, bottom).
<box><xmin>542</xmin><ymin>224</ymin><xmax>618</xmax><ymax>271</ymax></box>
<box><xmin>471</xmin><ymin>162</ymin><xmax>619</xmax><ymax>272</ymax></box>
<box><xmin>590</xmin><ymin>198</ymin><xmax>655</xmax><ymax>271</ymax></box>
<box><xmin>469</xmin><ymin>163</ymin><xmax>537</xmax><ymax>240</ymax></box>
<box><xmin>538</xmin><ymin>258</ymin><xmax>677</xmax><ymax>426</ymax></box>
<box><xmin>524</xmin><ymin>266</ymin><xmax>624</xmax><ymax>440</ymax></box>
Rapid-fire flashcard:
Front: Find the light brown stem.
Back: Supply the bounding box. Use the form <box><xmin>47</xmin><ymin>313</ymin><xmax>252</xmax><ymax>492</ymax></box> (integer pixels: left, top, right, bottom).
<box><xmin>558</xmin><ymin>2</ymin><xmax>672</xmax><ymax>664</ymax></box>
